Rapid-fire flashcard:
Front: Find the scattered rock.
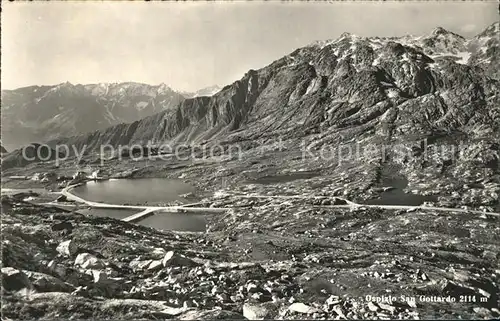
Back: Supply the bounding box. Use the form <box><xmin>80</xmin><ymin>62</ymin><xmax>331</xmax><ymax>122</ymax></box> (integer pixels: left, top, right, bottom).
<box><xmin>24</xmin><ymin>271</ymin><xmax>74</xmax><ymax>293</ymax></box>
<box><xmin>473</xmin><ymin>307</ymin><xmax>492</xmax><ymax>318</ymax></box>
<box><xmin>481</xmin><ymin>250</ymin><xmax>497</xmax><ymax>261</ymax></box>
<box><xmin>406</xmin><ymin>300</ymin><xmax>417</xmax><ymax>308</ymax></box>
<box><xmin>180</xmin><ymin>309</ymin><xmax>244</xmax><ymax>320</ymax></box>
<box><xmin>47</xmin><ymin>260</ymin><xmax>67</xmax><ymax>278</ymax></box>
<box><xmin>243</xmin><ymin>302</ymin><xmax>274</xmax><ymax>320</ymax></box>
<box><xmin>247</xmin><ymin>282</ymin><xmax>260</xmax><ymax>293</ymax></box>
<box><xmin>416</xmin><ymin>269</ymin><xmax>428</xmax><ymax>281</ymax></box>
<box><xmin>157</xmin><ymin>306</ymin><xmax>188</xmax><ymax>317</ymax></box>
<box><xmin>147</xmin><ymin>260</ymin><xmax>163</xmax><ymax>271</ymax></box>
<box><xmin>378</xmin><ymin>302</ymin><xmax>396</xmax><ymax>314</ymax></box>
<box><xmin>130</xmin><ymin>259</ymin><xmax>153</xmax><ymax>270</ymax></box>
<box><xmin>150</xmin><ymin>248</ymin><xmax>167</xmax><ymax>259</ymax></box>
<box><xmin>216</xmin><ymin>293</ymin><xmax>229</xmax><ymax>302</ymax></box>
<box><xmin>326</xmin><ymin>295</ymin><xmax>341</xmax><ymax>306</ymax></box>
<box><xmin>183</xmin><ymin>300</ymin><xmax>196</xmax><ymax>309</ymax></box>
<box><xmin>211</xmin><ymin>285</ymin><xmax>223</xmax><ymax>295</ymax></box>
<box><xmin>51</xmin><ymin>221</ymin><xmax>73</xmax><ymax>232</ymax></box>
<box><xmin>162</xmin><ymin>251</ymin><xmax>198</xmax><ymax>267</ymax></box>
<box><xmin>2</xmin><ymin>267</ymin><xmax>32</xmax><ymax>291</ymax></box>
<box><xmin>74</xmin><ymin>253</ymin><xmax>105</xmax><ymax>269</ymax></box>
<box><xmin>332</xmin><ymin>305</ymin><xmax>346</xmax><ymax>318</ymax></box>
<box><xmin>367</xmin><ymin>301</ymin><xmax>379</xmax><ymax>312</ymax></box>
<box><xmin>92</xmin><ymin>270</ymin><xmax>108</xmax><ymax>284</ymax></box>
<box><xmin>56</xmin><ymin>240</ymin><xmax>78</xmax><ymax>257</ymax></box>
<box><xmin>288</xmin><ymin>302</ymin><xmax>321</xmax><ymax>314</ymax></box>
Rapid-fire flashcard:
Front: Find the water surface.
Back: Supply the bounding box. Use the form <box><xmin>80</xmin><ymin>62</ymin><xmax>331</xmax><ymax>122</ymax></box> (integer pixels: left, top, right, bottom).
<box><xmin>73</xmin><ymin>178</ymin><xmax>206</xmax><ymax>231</ymax></box>
<box><xmin>72</xmin><ymin>178</ymin><xmax>195</xmax><ymax>205</ymax></box>
<box><xmin>365</xmin><ymin>168</ymin><xmax>437</xmax><ymax>206</ymax></box>
<box><xmin>78</xmin><ymin>208</ymin><xmax>207</xmax><ymax>231</ymax></box>
<box><xmin>138</xmin><ymin>212</ymin><xmax>207</xmax><ymax>232</ymax></box>
<box><xmin>78</xmin><ymin>208</ymin><xmax>138</xmax><ymax>219</ymax></box>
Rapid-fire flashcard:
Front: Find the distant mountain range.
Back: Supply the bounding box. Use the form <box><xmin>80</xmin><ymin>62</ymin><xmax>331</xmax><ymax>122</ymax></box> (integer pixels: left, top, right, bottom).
<box><xmin>181</xmin><ymin>85</ymin><xmax>223</xmax><ymax>99</ymax></box>
<box><xmin>0</xmin><ymin>82</ymin><xmax>221</xmax><ymax>150</ymax></box>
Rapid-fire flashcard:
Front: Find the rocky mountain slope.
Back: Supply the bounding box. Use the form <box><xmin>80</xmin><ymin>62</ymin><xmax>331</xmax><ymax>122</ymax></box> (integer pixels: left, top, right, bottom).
<box><xmin>1</xmin><ymin>82</ymin><xmax>185</xmax><ymax>150</ymax></box>
<box><xmin>1</xmin><ymin>144</ymin><xmax>66</xmax><ymax>170</ymax></box>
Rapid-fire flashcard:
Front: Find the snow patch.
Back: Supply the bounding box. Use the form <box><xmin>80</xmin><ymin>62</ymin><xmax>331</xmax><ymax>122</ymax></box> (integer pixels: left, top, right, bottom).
<box><xmin>136</xmin><ymin>101</ymin><xmax>149</xmax><ymax>110</ymax></box>
<box><xmin>455</xmin><ymin>52</ymin><xmax>471</xmax><ymax>65</ymax></box>
<box><xmin>386</xmin><ymin>88</ymin><xmax>400</xmax><ymax>98</ymax></box>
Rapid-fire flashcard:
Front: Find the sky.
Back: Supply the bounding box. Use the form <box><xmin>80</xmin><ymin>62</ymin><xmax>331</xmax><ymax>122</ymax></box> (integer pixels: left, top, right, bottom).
<box><xmin>2</xmin><ymin>1</ymin><xmax>498</xmax><ymax>91</ymax></box>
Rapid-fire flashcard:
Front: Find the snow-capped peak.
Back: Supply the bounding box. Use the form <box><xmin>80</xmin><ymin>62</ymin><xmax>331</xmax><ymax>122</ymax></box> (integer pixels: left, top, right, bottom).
<box><xmin>157</xmin><ymin>83</ymin><xmax>174</xmax><ymax>95</ymax></box>
<box><xmin>181</xmin><ymin>85</ymin><xmax>222</xmax><ymax>98</ymax></box>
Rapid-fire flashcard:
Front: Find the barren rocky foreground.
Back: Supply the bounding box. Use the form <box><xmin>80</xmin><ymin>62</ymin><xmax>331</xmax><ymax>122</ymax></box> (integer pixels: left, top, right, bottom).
<box><xmin>2</xmin><ymin>183</ymin><xmax>499</xmax><ymax>320</ymax></box>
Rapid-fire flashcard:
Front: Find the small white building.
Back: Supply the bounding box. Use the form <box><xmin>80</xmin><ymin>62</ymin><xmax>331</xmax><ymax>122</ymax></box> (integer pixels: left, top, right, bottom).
<box><xmin>31</xmin><ymin>173</ymin><xmax>41</xmax><ymax>181</ymax></box>
<box><xmin>72</xmin><ymin>171</ymin><xmax>87</xmax><ymax>180</ymax></box>
<box><xmin>90</xmin><ymin>169</ymin><xmax>101</xmax><ymax>179</ymax></box>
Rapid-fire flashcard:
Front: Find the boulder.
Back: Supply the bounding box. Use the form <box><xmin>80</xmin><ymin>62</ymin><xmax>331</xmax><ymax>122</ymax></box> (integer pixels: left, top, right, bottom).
<box><xmin>246</xmin><ymin>282</ymin><xmax>260</xmax><ymax>293</ymax></box>
<box><xmin>2</xmin><ymin>267</ymin><xmax>32</xmax><ymax>291</ymax></box>
<box><xmin>367</xmin><ymin>301</ymin><xmax>379</xmax><ymax>312</ymax></box>
<box><xmin>147</xmin><ymin>260</ymin><xmax>163</xmax><ymax>271</ymax></box>
<box><xmin>74</xmin><ymin>253</ymin><xmax>105</xmax><ymax>269</ymax></box>
<box><xmin>162</xmin><ymin>251</ymin><xmax>198</xmax><ymax>267</ymax></box>
<box><xmin>129</xmin><ymin>259</ymin><xmax>153</xmax><ymax>270</ymax></box>
<box><xmin>441</xmin><ymin>280</ymin><xmax>483</xmax><ymax>298</ymax></box>
<box><xmin>51</xmin><ymin>221</ymin><xmax>73</xmax><ymax>232</ymax></box>
<box><xmin>92</xmin><ymin>270</ymin><xmax>108</xmax><ymax>284</ymax></box>
<box><xmin>288</xmin><ymin>302</ymin><xmax>321</xmax><ymax>314</ymax></box>
<box><xmin>378</xmin><ymin>302</ymin><xmax>396</xmax><ymax>314</ymax></box>
<box><xmin>150</xmin><ymin>247</ymin><xmax>167</xmax><ymax>259</ymax></box>
<box><xmin>243</xmin><ymin>302</ymin><xmax>274</xmax><ymax>320</ymax></box>
<box><xmin>473</xmin><ymin>307</ymin><xmax>493</xmax><ymax>318</ymax></box>
<box><xmin>56</xmin><ymin>240</ymin><xmax>78</xmax><ymax>257</ymax></box>
<box><xmin>211</xmin><ymin>285</ymin><xmax>223</xmax><ymax>295</ymax></box>
<box><xmin>24</xmin><ymin>271</ymin><xmax>74</xmax><ymax>293</ymax></box>
<box><xmin>47</xmin><ymin>260</ymin><xmax>67</xmax><ymax>278</ymax></box>
<box><xmin>180</xmin><ymin>309</ymin><xmax>244</xmax><ymax>320</ymax></box>
<box><xmin>325</xmin><ymin>295</ymin><xmax>341</xmax><ymax>306</ymax></box>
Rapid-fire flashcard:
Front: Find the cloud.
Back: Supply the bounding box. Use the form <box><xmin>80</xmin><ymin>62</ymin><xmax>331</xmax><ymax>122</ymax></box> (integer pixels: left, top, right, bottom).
<box><xmin>461</xmin><ymin>24</ymin><xmax>477</xmax><ymax>33</ymax></box>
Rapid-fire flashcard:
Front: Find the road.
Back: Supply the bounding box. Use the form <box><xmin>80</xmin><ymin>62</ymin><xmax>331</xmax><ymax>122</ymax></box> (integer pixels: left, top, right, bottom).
<box><xmin>37</xmin><ymin>184</ymin><xmax>500</xmax><ymax>221</ymax></box>
<box><xmin>315</xmin><ymin>204</ymin><xmax>500</xmax><ymax>217</ymax></box>
<box><xmin>219</xmin><ymin>192</ymin><xmax>500</xmax><ymax>217</ymax></box>
<box><xmin>122</xmin><ymin>208</ymin><xmax>159</xmax><ymax>223</ymax></box>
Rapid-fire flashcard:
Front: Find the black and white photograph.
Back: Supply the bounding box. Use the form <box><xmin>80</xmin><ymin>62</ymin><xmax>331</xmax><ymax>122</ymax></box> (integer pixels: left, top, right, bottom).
<box><xmin>1</xmin><ymin>1</ymin><xmax>499</xmax><ymax>320</ymax></box>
